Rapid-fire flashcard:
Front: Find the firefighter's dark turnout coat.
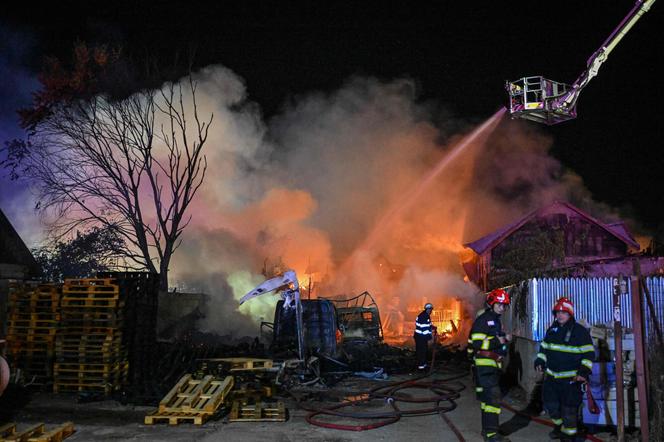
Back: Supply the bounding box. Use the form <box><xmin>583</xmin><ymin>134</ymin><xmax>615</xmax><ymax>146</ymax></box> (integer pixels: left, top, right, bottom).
<box><xmin>414</xmin><ymin>310</ymin><xmax>433</xmax><ymax>367</ymax></box>
<box><xmin>468</xmin><ymin>308</ymin><xmax>507</xmax><ymax>440</ymax></box>
<box><xmin>534</xmin><ymin>318</ymin><xmax>594</xmax><ymax>440</ymax></box>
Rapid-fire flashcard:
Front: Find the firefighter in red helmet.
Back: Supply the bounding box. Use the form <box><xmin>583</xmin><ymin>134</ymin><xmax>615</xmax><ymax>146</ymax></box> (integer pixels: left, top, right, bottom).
<box><xmin>468</xmin><ymin>289</ymin><xmax>512</xmax><ymax>442</ymax></box>
<box><xmin>534</xmin><ymin>297</ymin><xmax>594</xmax><ymax>441</ymax></box>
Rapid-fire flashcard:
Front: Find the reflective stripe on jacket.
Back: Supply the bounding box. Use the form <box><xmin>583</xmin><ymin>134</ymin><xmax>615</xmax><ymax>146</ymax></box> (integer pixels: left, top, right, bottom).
<box><xmin>469</xmin><ymin>308</ymin><xmax>506</xmax><ymax>369</ymax></box>
<box><xmin>414</xmin><ymin>310</ymin><xmax>433</xmax><ymax>341</ymax></box>
<box><xmin>534</xmin><ymin>318</ymin><xmax>594</xmax><ymax>379</ymax></box>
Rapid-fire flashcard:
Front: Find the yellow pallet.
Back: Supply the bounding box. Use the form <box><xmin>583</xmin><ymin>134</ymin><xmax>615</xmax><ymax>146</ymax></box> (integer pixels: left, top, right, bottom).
<box><xmin>63</xmin><ymin>278</ymin><xmax>117</xmax><ymax>287</ymax></box>
<box><xmin>200</xmin><ymin>358</ymin><xmax>274</xmax><ymax>372</ymax></box>
<box><xmin>54</xmin><ymin>362</ymin><xmax>126</xmax><ymax>374</ymax></box>
<box><xmin>53</xmin><ymin>382</ymin><xmax>118</xmax><ymax>395</ymax></box>
<box><xmin>8</xmin><ymin>313</ymin><xmax>60</xmax><ymax>321</ymax></box>
<box><xmin>0</xmin><ymin>422</ymin><xmax>74</xmax><ymax>442</ymax></box>
<box><xmin>144</xmin><ymin>374</ymin><xmax>233</xmax><ymax>426</ymax></box>
<box><xmin>229</xmin><ymin>400</ymin><xmax>287</xmax><ymax>422</ymax></box>
<box><xmin>158</xmin><ymin>374</ymin><xmax>234</xmax><ymax>414</ymax></box>
<box><xmin>144</xmin><ymin>411</ymin><xmax>211</xmax><ymax>426</ymax></box>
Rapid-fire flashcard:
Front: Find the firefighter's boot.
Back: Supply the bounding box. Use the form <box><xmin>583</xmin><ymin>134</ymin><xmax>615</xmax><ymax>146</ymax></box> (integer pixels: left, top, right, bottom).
<box><xmin>548</xmin><ymin>425</ymin><xmax>563</xmax><ymax>440</ymax></box>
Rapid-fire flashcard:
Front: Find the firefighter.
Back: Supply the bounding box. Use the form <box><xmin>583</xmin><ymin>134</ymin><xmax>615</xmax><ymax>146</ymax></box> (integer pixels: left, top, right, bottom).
<box><xmin>469</xmin><ymin>289</ymin><xmax>511</xmax><ymax>442</ymax></box>
<box><xmin>534</xmin><ymin>297</ymin><xmax>594</xmax><ymax>441</ymax></box>
<box><xmin>413</xmin><ymin>303</ymin><xmax>436</xmax><ymax>370</ymax></box>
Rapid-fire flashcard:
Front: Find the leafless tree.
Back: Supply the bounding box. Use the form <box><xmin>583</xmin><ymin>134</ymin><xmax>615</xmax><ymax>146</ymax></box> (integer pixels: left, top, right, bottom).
<box><xmin>6</xmin><ymin>54</ymin><xmax>211</xmax><ymax>290</ymax></box>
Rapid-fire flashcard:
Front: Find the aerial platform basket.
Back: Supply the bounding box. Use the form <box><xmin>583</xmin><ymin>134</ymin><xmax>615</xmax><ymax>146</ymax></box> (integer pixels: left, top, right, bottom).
<box><xmin>506</xmin><ymin>76</ymin><xmax>577</xmax><ymax>125</ymax></box>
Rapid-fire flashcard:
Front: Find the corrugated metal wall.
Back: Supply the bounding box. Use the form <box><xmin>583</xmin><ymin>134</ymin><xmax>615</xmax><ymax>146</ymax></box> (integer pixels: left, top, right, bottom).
<box><xmin>504</xmin><ymin>276</ymin><xmax>664</xmax><ymax>342</ymax></box>
<box><xmin>645</xmin><ymin>276</ymin><xmax>664</xmax><ymax>339</ymax></box>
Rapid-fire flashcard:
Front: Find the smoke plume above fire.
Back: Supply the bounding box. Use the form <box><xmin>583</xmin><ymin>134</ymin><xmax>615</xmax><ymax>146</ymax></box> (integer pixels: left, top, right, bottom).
<box><xmin>166</xmin><ymin>65</ymin><xmax>615</xmax><ymax>336</ymax></box>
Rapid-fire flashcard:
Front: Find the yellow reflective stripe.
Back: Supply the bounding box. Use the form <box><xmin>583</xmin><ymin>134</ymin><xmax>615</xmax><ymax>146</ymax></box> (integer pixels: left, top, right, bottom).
<box><xmin>475</xmin><ymin>358</ymin><xmax>498</xmax><ymax>368</ymax></box>
<box><xmin>541</xmin><ymin>342</ymin><xmax>593</xmax><ymax>354</ymax></box>
<box><xmin>486</xmin><ymin>432</ymin><xmax>497</xmax><ymax>438</ymax></box>
<box><xmin>582</xmin><ymin>359</ymin><xmax>593</xmax><ymax>369</ymax></box>
<box><xmin>561</xmin><ymin>426</ymin><xmax>577</xmax><ymax>435</ymax></box>
<box><xmin>551</xmin><ymin>418</ymin><xmax>563</xmax><ymax>425</ymax></box>
<box><xmin>481</xmin><ymin>339</ymin><xmax>490</xmax><ymax>350</ymax></box>
<box><xmin>546</xmin><ymin>368</ymin><xmax>577</xmax><ymax>378</ymax></box>
<box><xmin>480</xmin><ymin>402</ymin><xmax>486</xmax><ymax>410</ymax></box>
<box><xmin>475</xmin><ymin>387</ymin><xmax>484</xmax><ymax>392</ymax></box>
<box><xmin>536</xmin><ymin>352</ymin><xmax>547</xmax><ymax>362</ymax></box>
<box><xmin>467</xmin><ymin>339</ymin><xmax>473</xmax><ymax>344</ymax></box>
<box><xmin>467</xmin><ymin>347</ymin><xmax>474</xmax><ymax>353</ymax></box>
<box><xmin>483</xmin><ymin>404</ymin><xmax>501</xmax><ymax>414</ymax></box>
<box><xmin>471</xmin><ymin>333</ymin><xmax>487</xmax><ymax>340</ymax></box>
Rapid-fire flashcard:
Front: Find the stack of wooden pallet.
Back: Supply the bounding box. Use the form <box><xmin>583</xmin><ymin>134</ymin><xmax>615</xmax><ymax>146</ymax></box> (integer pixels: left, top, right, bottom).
<box><xmin>6</xmin><ymin>283</ymin><xmax>61</xmax><ymax>386</ymax></box>
<box><xmin>96</xmin><ymin>271</ymin><xmax>159</xmax><ymax>393</ymax></box>
<box><xmin>53</xmin><ymin>278</ymin><xmax>128</xmax><ymax>395</ymax></box>
<box><xmin>144</xmin><ymin>374</ymin><xmax>234</xmax><ymax>425</ymax></box>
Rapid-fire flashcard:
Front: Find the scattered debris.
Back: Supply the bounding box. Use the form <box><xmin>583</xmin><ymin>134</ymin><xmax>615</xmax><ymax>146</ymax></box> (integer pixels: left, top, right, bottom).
<box><xmin>325</xmin><ymin>291</ymin><xmax>383</xmax><ymax>342</ymax></box>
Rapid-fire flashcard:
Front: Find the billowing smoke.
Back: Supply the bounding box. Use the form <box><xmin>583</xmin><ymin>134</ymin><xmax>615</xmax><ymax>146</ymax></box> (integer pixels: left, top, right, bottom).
<box><xmin>3</xmin><ymin>60</ymin><xmax>626</xmax><ymax>338</ymax></box>
<box><xmin>163</xmin><ymin>65</ymin><xmax>616</xmax><ymax>337</ymax></box>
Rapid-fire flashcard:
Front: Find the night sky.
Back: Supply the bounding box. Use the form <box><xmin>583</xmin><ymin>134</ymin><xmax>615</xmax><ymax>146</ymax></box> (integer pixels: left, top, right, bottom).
<box><xmin>2</xmin><ymin>1</ymin><xmax>663</xmax><ymax>238</ymax></box>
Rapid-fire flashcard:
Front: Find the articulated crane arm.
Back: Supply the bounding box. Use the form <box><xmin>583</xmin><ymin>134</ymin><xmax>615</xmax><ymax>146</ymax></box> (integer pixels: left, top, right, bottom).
<box><xmin>240</xmin><ymin>270</ymin><xmax>306</xmax><ymax>361</ymax></box>
<box><xmin>506</xmin><ymin>0</ymin><xmax>657</xmax><ymax>125</ymax></box>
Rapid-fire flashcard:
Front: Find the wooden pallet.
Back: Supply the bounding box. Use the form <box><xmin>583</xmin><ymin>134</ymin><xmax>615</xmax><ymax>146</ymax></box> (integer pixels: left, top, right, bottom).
<box><xmin>60</xmin><ymin>298</ymin><xmax>123</xmax><ymax>308</ymax></box>
<box><xmin>7</xmin><ymin>335</ymin><xmax>56</xmax><ymax>344</ymax></box>
<box><xmin>64</xmin><ymin>278</ymin><xmax>118</xmax><ymax>287</ymax></box>
<box><xmin>159</xmin><ymin>374</ymin><xmax>234</xmax><ymax>413</ymax></box>
<box><xmin>53</xmin><ymin>382</ymin><xmax>118</xmax><ymax>394</ymax></box>
<box><xmin>144</xmin><ymin>374</ymin><xmax>234</xmax><ymax>426</ymax></box>
<box><xmin>8</xmin><ymin>312</ymin><xmax>60</xmax><ymax>321</ymax></box>
<box><xmin>61</xmin><ymin>311</ymin><xmax>122</xmax><ymax>322</ymax></box>
<box><xmin>7</xmin><ymin>328</ymin><xmax>57</xmax><ymax>337</ymax></box>
<box><xmin>144</xmin><ymin>411</ymin><xmax>211</xmax><ymax>426</ymax></box>
<box><xmin>200</xmin><ymin>358</ymin><xmax>274</xmax><ymax>373</ymax></box>
<box><xmin>8</xmin><ymin>320</ymin><xmax>59</xmax><ymax>328</ymax></box>
<box><xmin>229</xmin><ymin>385</ymin><xmax>274</xmax><ymax>401</ymax></box>
<box><xmin>8</xmin><ymin>304</ymin><xmax>59</xmax><ymax>314</ymax></box>
<box><xmin>0</xmin><ymin>422</ymin><xmax>74</xmax><ymax>442</ymax></box>
<box><xmin>229</xmin><ymin>400</ymin><xmax>287</xmax><ymax>422</ymax></box>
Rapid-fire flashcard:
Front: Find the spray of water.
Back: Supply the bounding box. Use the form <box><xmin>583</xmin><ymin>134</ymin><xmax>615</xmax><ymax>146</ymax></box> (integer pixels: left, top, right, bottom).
<box><xmin>341</xmin><ymin>107</ymin><xmax>507</xmax><ymax>270</ymax></box>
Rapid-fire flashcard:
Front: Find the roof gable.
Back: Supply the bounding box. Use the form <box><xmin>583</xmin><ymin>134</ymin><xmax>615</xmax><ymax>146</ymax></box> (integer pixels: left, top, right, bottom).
<box><xmin>464</xmin><ymin>201</ymin><xmax>640</xmax><ymax>255</ymax></box>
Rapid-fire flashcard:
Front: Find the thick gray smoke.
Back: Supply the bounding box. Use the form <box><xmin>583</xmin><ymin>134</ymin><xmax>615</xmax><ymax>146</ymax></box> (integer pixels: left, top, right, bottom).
<box><xmin>164</xmin><ymin>65</ymin><xmax>621</xmax><ymax>336</ymax></box>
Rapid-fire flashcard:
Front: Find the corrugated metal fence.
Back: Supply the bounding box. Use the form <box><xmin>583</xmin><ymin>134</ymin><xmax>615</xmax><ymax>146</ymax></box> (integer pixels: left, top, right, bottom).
<box><xmin>503</xmin><ymin>276</ymin><xmax>664</xmax><ymax>342</ymax></box>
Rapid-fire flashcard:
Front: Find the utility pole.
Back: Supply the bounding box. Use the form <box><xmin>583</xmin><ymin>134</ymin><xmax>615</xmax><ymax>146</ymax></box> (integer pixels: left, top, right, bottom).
<box><xmin>630</xmin><ymin>275</ymin><xmax>649</xmax><ymax>441</ymax></box>
<box><xmin>612</xmin><ymin>275</ymin><xmax>625</xmax><ymax>441</ymax></box>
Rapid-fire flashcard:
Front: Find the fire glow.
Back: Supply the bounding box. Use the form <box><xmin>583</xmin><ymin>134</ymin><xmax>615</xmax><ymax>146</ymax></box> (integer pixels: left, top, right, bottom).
<box><xmin>143</xmin><ymin>68</ymin><xmax>603</xmax><ymax>339</ymax></box>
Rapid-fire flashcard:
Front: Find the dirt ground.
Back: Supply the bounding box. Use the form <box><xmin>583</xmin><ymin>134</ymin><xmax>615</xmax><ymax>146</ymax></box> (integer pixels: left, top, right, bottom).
<box><xmin>3</xmin><ymin>371</ymin><xmax>619</xmax><ymax>442</ymax></box>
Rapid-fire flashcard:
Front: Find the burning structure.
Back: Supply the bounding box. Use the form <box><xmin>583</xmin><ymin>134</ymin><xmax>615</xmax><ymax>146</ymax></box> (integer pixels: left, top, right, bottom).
<box><xmin>462</xmin><ymin>200</ymin><xmax>664</xmax><ymax>291</ymax></box>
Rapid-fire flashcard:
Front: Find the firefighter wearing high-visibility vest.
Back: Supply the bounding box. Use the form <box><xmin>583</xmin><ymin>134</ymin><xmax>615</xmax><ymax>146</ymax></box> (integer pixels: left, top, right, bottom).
<box><xmin>468</xmin><ymin>289</ymin><xmax>511</xmax><ymax>442</ymax></box>
<box><xmin>413</xmin><ymin>303</ymin><xmax>436</xmax><ymax>370</ymax></box>
<box><xmin>534</xmin><ymin>297</ymin><xmax>594</xmax><ymax>441</ymax></box>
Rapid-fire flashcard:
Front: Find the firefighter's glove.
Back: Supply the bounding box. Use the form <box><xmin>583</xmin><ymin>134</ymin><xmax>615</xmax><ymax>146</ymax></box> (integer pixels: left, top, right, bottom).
<box><xmin>534</xmin><ymin>360</ymin><xmax>545</xmax><ymax>372</ymax></box>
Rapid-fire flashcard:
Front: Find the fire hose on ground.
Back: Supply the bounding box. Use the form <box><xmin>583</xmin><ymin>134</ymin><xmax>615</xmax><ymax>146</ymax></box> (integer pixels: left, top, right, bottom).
<box><xmin>296</xmin><ymin>331</ymin><xmax>470</xmax><ymax>433</ymax></box>
<box><xmin>293</xmin><ymin>333</ymin><xmax>607</xmax><ymax>441</ymax></box>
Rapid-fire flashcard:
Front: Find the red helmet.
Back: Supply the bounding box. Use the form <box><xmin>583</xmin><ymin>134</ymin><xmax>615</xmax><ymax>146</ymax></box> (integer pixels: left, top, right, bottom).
<box><xmin>486</xmin><ymin>289</ymin><xmax>510</xmax><ymax>306</ymax></box>
<box><xmin>553</xmin><ymin>297</ymin><xmax>574</xmax><ymax>316</ymax></box>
